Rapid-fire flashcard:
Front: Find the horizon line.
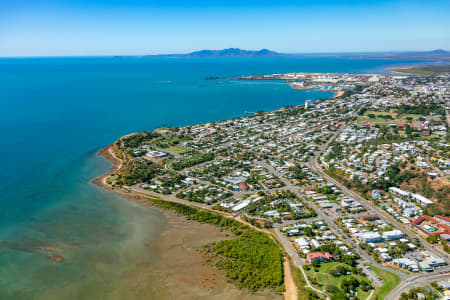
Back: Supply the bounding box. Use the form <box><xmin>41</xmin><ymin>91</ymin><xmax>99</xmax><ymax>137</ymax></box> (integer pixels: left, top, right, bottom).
<box><xmin>0</xmin><ymin>48</ymin><xmax>448</xmax><ymax>59</ymax></box>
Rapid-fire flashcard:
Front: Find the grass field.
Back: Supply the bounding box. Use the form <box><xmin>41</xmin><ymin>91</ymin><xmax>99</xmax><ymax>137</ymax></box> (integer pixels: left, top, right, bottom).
<box><xmin>292</xmin><ymin>263</ymin><xmax>324</xmax><ymax>299</ymax></box>
<box><xmin>165</xmin><ymin>145</ymin><xmax>190</xmax><ymax>154</ymax></box>
<box><xmin>365</xmin><ymin>111</ymin><xmax>398</xmax><ymax>118</ymax></box>
<box><xmin>369</xmin><ymin>265</ymin><xmax>401</xmax><ymax>300</ymax></box>
<box><xmin>357</xmin><ymin>110</ymin><xmax>422</xmax><ymax>123</ymax></box>
<box><xmin>305</xmin><ymin>262</ymin><xmax>372</xmax><ymax>298</ymax></box>
<box><xmin>357</xmin><ymin>289</ymin><xmax>372</xmax><ymax>300</ymax></box>
<box><xmin>357</xmin><ymin>117</ymin><xmax>392</xmax><ymax>123</ymax></box>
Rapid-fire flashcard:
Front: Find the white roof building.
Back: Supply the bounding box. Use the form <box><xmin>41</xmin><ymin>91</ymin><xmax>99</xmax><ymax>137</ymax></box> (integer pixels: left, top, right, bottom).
<box><xmin>411</xmin><ymin>193</ymin><xmax>433</xmax><ymax>206</ymax></box>
<box><xmin>232</xmin><ymin>200</ymin><xmax>251</xmax><ymax>212</ymax></box>
<box><xmin>382</xmin><ymin>230</ymin><xmax>404</xmax><ymax>241</ymax></box>
<box><xmin>295</xmin><ymin>237</ymin><xmax>310</xmax><ymax>248</ymax></box>
<box><xmin>357</xmin><ymin>232</ymin><xmax>383</xmax><ymax>243</ymax></box>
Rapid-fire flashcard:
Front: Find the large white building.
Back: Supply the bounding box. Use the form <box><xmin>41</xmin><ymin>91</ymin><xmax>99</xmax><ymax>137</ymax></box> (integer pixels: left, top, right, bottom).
<box><xmin>410</xmin><ymin>193</ymin><xmax>433</xmax><ymax>207</ymax></box>
<box><xmin>389</xmin><ymin>187</ymin><xmax>433</xmax><ymax>207</ymax></box>
<box><xmin>382</xmin><ymin>230</ymin><xmax>404</xmax><ymax>241</ymax></box>
<box><xmin>389</xmin><ymin>187</ymin><xmax>410</xmax><ymax>198</ymax></box>
<box><xmin>357</xmin><ymin>232</ymin><xmax>383</xmax><ymax>243</ymax></box>
<box><xmin>232</xmin><ymin>200</ymin><xmax>251</xmax><ymax>212</ymax></box>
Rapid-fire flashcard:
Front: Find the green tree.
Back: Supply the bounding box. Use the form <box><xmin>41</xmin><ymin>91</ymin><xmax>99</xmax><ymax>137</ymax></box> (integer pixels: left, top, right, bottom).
<box><xmin>326</xmin><ymin>284</ymin><xmax>339</xmax><ymax>294</ymax></box>
<box><xmin>427</xmin><ymin>235</ymin><xmax>438</xmax><ymax>244</ymax></box>
<box><xmin>340</xmin><ymin>276</ymin><xmax>360</xmax><ymax>293</ymax></box>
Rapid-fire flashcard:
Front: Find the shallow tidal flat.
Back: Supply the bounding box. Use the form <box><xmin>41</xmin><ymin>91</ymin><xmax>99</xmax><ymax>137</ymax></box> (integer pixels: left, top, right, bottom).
<box><xmin>0</xmin><ymin>184</ymin><xmax>279</xmax><ymax>300</ymax></box>
<box><xmin>123</xmin><ymin>209</ymin><xmax>281</xmax><ymax>300</ymax></box>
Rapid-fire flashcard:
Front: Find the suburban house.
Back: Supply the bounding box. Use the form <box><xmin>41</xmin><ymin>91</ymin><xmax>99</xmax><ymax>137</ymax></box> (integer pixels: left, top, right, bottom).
<box><xmin>306</xmin><ymin>252</ymin><xmax>333</xmax><ymax>263</ymax></box>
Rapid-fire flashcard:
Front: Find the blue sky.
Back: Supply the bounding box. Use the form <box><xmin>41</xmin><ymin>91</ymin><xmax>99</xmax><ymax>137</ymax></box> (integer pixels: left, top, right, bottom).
<box><xmin>1</xmin><ymin>0</ymin><xmax>449</xmax><ymax>57</ymax></box>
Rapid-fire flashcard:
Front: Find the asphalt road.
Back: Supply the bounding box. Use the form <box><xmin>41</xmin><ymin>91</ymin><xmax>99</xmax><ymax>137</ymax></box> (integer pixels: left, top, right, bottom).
<box><xmin>306</xmin><ymin>126</ymin><xmax>450</xmax><ymax>299</ymax></box>
<box><xmin>259</xmin><ymin>160</ymin><xmax>407</xmax><ymax>280</ymax></box>
<box><xmin>387</xmin><ymin>271</ymin><xmax>450</xmax><ymax>300</ymax></box>
<box><xmin>308</xmin><ymin>157</ymin><xmax>450</xmax><ymax>265</ymax></box>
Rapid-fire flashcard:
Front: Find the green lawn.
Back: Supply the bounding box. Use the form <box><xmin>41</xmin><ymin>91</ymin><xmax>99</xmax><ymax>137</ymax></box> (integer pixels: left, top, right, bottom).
<box><xmin>358</xmin><ymin>111</ymin><xmax>397</xmax><ymax>124</ymax></box>
<box><xmin>306</xmin><ymin>262</ymin><xmax>397</xmax><ymax>300</ymax></box>
<box><xmin>364</xmin><ymin>111</ymin><xmax>398</xmax><ymax>118</ymax></box>
<box><xmin>399</xmin><ymin>114</ymin><xmax>422</xmax><ymax>121</ymax></box>
<box><xmin>357</xmin><ymin>116</ymin><xmax>390</xmax><ymax>123</ymax></box>
<box><xmin>292</xmin><ymin>264</ymin><xmax>324</xmax><ymax>299</ymax></box>
<box><xmin>369</xmin><ymin>265</ymin><xmax>401</xmax><ymax>300</ymax></box>
<box><xmin>305</xmin><ymin>262</ymin><xmax>372</xmax><ymax>297</ymax></box>
<box><xmin>165</xmin><ymin>145</ymin><xmax>189</xmax><ymax>154</ymax></box>
<box><xmin>357</xmin><ymin>110</ymin><xmax>422</xmax><ymax>123</ymax></box>
<box><xmin>357</xmin><ymin>289</ymin><xmax>372</xmax><ymax>300</ymax></box>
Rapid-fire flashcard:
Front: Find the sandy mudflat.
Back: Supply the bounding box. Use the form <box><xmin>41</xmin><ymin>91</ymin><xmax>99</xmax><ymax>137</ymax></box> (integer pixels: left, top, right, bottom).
<box><xmin>128</xmin><ymin>211</ymin><xmax>281</xmax><ymax>300</ymax></box>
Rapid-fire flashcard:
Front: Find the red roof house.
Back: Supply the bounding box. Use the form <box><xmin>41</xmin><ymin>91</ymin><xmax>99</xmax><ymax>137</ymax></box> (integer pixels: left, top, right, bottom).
<box><xmin>306</xmin><ymin>252</ymin><xmax>333</xmax><ymax>262</ymax></box>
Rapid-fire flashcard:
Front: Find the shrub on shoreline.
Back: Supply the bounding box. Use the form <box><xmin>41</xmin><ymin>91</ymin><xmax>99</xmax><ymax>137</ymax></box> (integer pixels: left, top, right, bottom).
<box><xmin>148</xmin><ymin>197</ymin><xmax>285</xmax><ymax>292</ymax></box>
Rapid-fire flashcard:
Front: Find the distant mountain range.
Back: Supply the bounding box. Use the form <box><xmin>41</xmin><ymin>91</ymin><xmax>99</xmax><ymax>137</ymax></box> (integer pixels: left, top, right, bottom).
<box><xmin>147</xmin><ymin>48</ymin><xmax>285</xmax><ymax>57</ymax></box>
<box><xmin>143</xmin><ymin>48</ymin><xmax>450</xmax><ymax>60</ymax></box>
<box><xmin>141</xmin><ymin>48</ymin><xmax>450</xmax><ymax>62</ymax></box>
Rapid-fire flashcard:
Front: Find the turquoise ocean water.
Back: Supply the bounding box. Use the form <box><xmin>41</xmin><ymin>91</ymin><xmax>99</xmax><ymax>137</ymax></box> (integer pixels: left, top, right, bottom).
<box><xmin>0</xmin><ymin>57</ymin><xmax>424</xmax><ymax>299</ymax></box>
